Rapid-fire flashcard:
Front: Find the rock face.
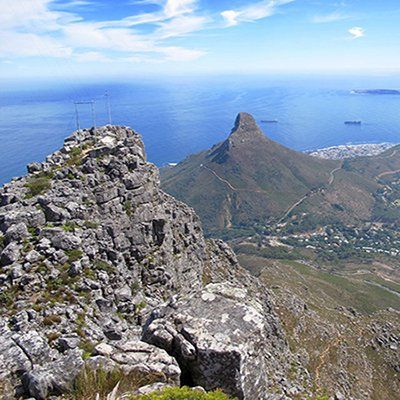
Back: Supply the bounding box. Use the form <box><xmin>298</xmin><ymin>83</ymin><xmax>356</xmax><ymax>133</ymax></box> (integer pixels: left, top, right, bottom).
<box><xmin>0</xmin><ymin>125</ymin><xmax>302</xmax><ymax>399</ymax></box>
<box><xmin>143</xmin><ymin>283</ymin><xmax>291</xmax><ymax>400</ymax></box>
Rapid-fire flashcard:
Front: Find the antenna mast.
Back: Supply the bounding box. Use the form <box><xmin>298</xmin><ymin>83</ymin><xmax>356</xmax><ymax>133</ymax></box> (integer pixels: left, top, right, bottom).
<box><xmin>73</xmin><ymin>100</ymin><xmax>97</xmax><ymax>130</ymax></box>
<box><xmin>105</xmin><ymin>91</ymin><xmax>112</xmax><ymax>125</ymax></box>
<box><xmin>74</xmin><ymin>102</ymin><xmax>80</xmax><ymax>131</ymax></box>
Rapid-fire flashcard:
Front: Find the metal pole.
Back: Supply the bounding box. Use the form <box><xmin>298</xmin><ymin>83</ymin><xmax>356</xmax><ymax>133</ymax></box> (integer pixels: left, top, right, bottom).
<box><xmin>91</xmin><ymin>101</ymin><xmax>96</xmax><ymax>129</ymax></box>
<box><xmin>74</xmin><ymin>102</ymin><xmax>80</xmax><ymax>131</ymax></box>
<box><xmin>105</xmin><ymin>91</ymin><xmax>112</xmax><ymax>125</ymax></box>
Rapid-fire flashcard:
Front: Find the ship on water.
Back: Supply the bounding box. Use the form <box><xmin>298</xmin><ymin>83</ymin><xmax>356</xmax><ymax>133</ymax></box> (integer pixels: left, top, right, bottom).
<box><xmin>261</xmin><ymin>119</ymin><xmax>278</xmax><ymax>123</ymax></box>
<box><xmin>345</xmin><ymin>120</ymin><xmax>362</xmax><ymax>125</ymax></box>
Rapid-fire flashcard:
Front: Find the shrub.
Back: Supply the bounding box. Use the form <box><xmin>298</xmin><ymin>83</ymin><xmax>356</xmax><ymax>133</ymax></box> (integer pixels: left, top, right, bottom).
<box><xmin>79</xmin><ymin>340</ymin><xmax>96</xmax><ymax>360</ymax></box>
<box><xmin>135</xmin><ymin>301</ymin><xmax>147</xmax><ymax>312</ymax></box>
<box><xmin>63</xmin><ymin>222</ymin><xmax>78</xmax><ymax>232</ymax></box>
<box><xmin>47</xmin><ymin>331</ymin><xmax>61</xmax><ymax>343</ymax></box>
<box><xmin>66</xmin><ymin>249</ymin><xmax>83</xmax><ymax>262</ymax></box>
<box><xmin>27</xmin><ymin>226</ymin><xmax>38</xmax><ymax>238</ymax></box>
<box><xmin>123</xmin><ymin>200</ymin><xmax>133</xmax><ymax>216</ymax></box>
<box><xmin>84</xmin><ymin>220</ymin><xmax>99</xmax><ymax>229</ymax></box>
<box><xmin>66</xmin><ymin>147</ymin><xmax>83</xmax><ymax>167</ymax></box>
<box><xmin>94</xmin><ymin>259</ymin><xmax>115</xmax><ymax>274</ymax></box>
<box><xmin>71</xmin><ymin>367</ymin><xmax>164</xmax><ymax>399</ymax></box>
<box><xmin>130</xmin><ymin>386</ymin><xmax>234</xmax><ymax>400</ymax></box>
<box><xmin>43</xmin><ymin>314</ymin><xmax>62</xmax><ymax>326</ymax></box>
<box><xmin>25</xmin><ymin>171</ymin><xmax>54</xmax><ymax>197</ymax></box>
<box><xmin>0</xmin><ymin>291</ymin><xmax>13</xmax><ymax>308</ymax></box>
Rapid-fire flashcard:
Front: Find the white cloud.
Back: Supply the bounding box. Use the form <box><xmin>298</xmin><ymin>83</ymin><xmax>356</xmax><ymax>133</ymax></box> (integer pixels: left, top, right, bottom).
<box><xmin>312</xmin><ymin>12</ymin><xmax>350</xmax><ymax>24</ymax></box>
<box><xmin>221</xmin><ymin>0</ymin><xmax>294</xmax><ymax>27</ymax></box>
<box><xmin>348</xmin><ymin>26</ymin><xmax>365</xmax><ymax>39</ymax></box>
<box><xmin>161</xmin><ymin>46</ymin><xmax>206</xmax><ymax>61</ymax></box>
<box><xmin>75</xmin><ymin>51</ymin><xmax>112</xmax><ymax>63</ymax></box>
<box><xmin>220</xmin><ymin>10</ymin><xmax>241</xmax><ymax>27</ymax></box>
<box><xmin>155</xmin><ymin>15</ymin><xmax>207</xmax><ymax>39</ymax></box>
<box><xmin>0</xmin><ymin>0</ymin><xmax>207</xmax><ymax>63</ymax></box>
<box><xmin>0</xmin><ymin>32</ymin><xmax>72</xmax><ymax>58</ymax></box>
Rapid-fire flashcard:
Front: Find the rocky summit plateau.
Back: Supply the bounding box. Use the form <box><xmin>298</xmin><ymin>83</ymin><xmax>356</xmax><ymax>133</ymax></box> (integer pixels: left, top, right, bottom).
<box><xmin>0</xmin><ymin>125</ymin><xmax>309</xmax><ymax>399</ymax></box>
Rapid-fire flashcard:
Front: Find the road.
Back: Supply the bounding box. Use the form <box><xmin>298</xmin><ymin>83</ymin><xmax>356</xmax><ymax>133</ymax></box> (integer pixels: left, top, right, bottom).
<box><xmin>376</xmin><ymin>168</ymin><xmax>400</xmax><ymax>180</ymax></box>
<box><xmin>201</xmin><ymin>164</ymin><xmax>268</xmax><ymax>194</ymax></box>
<box><xmin>279</xmin><ymin>161</ymin><xmax>344</xmax><ymax>223</ymax></box>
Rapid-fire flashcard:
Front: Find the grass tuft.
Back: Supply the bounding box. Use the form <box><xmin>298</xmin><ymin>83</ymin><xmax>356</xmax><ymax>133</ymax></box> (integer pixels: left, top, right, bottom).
<box><xmin>129</xmin><ymin>386</ymin><xmax>234</xmax><ymax>400</ymax></box>
<box><xmin>69</xmin><ymin>367</ymin><xmax>165</xmax><ymax>400</ymax></box>
<box><xmin>25</xmin><ymin>171</ymin><xmax>54</xmax><ymax>197</ymax></box>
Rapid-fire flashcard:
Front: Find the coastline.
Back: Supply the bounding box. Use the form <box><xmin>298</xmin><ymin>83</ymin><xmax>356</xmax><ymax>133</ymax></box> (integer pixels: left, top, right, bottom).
<box><xmin>305</xmin><ymin>142</ymin><xmax>398</xmax><ymax>159</ymax></box>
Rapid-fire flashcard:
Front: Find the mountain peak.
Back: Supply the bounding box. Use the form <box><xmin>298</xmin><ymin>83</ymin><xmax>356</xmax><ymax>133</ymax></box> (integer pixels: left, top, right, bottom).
<box><xmin>230</xmin><ymin>112</ymin><xmax>264</xmax><ymax>140</ymax></box>
<box><xmin>233</xmin><ymin>112</ymin><xmax>258</xmax><ymax>131</ymax></box>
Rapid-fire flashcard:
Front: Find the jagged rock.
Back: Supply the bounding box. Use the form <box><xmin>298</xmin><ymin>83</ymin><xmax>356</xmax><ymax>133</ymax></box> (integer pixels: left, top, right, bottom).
<box><xmin>0</xmin><ymin>125</ymin><xmax>299</xmax><ymax>399</ymax></box>
<box><xmin>27</xmin><ymin>163</ymin><xmax>43</xmax><ymax>174</ymax></box>
<box><xmin>134</xmin><ymin>382</ymin><xmax>172</xmax><ymax>395</ymax></box>
<box><xmin>111</xmin><ymin>340</ymin><xmax>181</xmax><ymax>384</ymax></box>
<box><xmin>49</xmin><ymin>231</ymin><xmax>81</xmax><ymax>250</ymax></box>
<box><xmin>22</xmin><ymin>349</ymin><xmax>83</xmax><ymax>399</ymax></box>
<box><xmin>143</xmin><ymin>283</ymin><xmax>290</xmax><ymax>400</ymax></box>
<box><xmin>1</xmin><ymin>242</ymin><xmax>21</xmax><ymax>266</ymax></box>
<box><xmin>37</xmin><ymin>200</ymin><xmax>70</xmax><ymax>222</ymax></box>
<box><xmin>5</xmin><ymin>223</ymin><xmax>29</xmax><ymax>243</ymax></box>
<box><xmin>94</xmin><ymin>343</ymin><xmax>114</xmax><ymax>357</ymax></box>
<box><xmin>56</xmin><ymin>334</ymin><xmax>80</xmax><ymax>352</ymax></box>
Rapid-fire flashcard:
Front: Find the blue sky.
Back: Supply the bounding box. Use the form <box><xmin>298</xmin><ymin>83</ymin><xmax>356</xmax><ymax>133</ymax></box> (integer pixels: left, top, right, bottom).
<box><xmin>1</xmin><ymin>0</ymin><xmax>400</xmax><ymax>80</ymax></box>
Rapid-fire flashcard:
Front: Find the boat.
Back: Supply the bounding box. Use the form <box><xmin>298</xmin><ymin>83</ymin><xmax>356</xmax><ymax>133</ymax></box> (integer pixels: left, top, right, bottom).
<box><xmin>345</xmin><ymin>121</ymin><xmax>362</xmax><ymax>125</ymax></box>
<box><xmin>261</xmin><ymin>119</ymin><xmax>278</xmax><ymax>123</ymax></box>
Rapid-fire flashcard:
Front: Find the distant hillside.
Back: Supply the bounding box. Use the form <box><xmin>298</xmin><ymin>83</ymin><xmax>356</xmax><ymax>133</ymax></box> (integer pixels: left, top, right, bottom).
<box><xmin>161</xmin><ymin>113</ymin><xmax>400</xmax><ymax>235</ymax></box>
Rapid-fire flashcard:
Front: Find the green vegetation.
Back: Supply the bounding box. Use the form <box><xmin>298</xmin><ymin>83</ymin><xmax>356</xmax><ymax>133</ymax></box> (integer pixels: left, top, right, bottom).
<box><xmin>84</xmin><ymin>220</ymin><xmax>99</xmax><ymax>229</ymax></box>
<box><xmin>63</xmin><ymin>222</ymin><xmax>78</xmax><ymax>232</ymax></box>
<box><xmin>25</xmin><ymin>171</ymin><xmax>54</xmax><ymax>197</ymax></box>
<box><xmin>234</xmin><ymin>243</ymin><xmax>302</xmax><ymax>260</ymax></box>
<box><xmin>135</xmin><ymin>300</ymin><xmax>147</xmax><ymax>312</ymax></box>
<box><xmin>79</xmin><ymin>340</ymin><xmax>96</xmax><ymax>360</ymax></box>
<box><xmin>66</xmin><ymin>146</ymin><xmax>83</xmax><ymax>167</ymax></box>
<box><xmin>131</xmin><ymin>280</ymin><xmax>141</xmax><ymax>294</ymax></box>
<box><xmin>0</xmin><ymin>290</ymin><xmax>14</xmax><ymax>308</ymax></box>
<box><xmin>93</xmin><ymin>259</ymin><xmax>115</xmax><ymax>274</ymax></box>
<box><xmin>124</xmin><ymin>200</ymin><xmax>133</xmax><ymax>216</ymax></box>
<box><xmin>70</xmin><ymin>367</ymin><xmax>164</xmax><ymax>400</ymax></box>
<box><xmin>130</xmin><ymin>387</ymin><xmax>233</xmax><ymax>400</ymax></box>
<box><xmin>27</xmin><ymin>226</ymin><xmax>38</xmax><ymax>238</ymax></box>
<box><xmin>65</xmin><ymin>249</ymin><xmax>83</xmax><ymax>262</ymax></box>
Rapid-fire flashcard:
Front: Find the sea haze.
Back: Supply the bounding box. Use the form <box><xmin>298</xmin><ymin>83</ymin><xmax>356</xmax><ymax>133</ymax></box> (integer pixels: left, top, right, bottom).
<box><xmin>1</xmin><ymin>75</ymin><xmax>400</xmax><ymax>185</ymax></box>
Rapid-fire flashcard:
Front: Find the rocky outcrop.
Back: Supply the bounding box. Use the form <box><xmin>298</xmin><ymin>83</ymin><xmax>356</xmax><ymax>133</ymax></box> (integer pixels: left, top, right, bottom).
<box><xmin>0</xmin><ymin>125</ymin><xmax>302</xmax><ymax>399</ymax></box>
<box><xmin>143</xmin><ymin>283</ymin><xmax>294</xmax><ymax>400</ymax></box>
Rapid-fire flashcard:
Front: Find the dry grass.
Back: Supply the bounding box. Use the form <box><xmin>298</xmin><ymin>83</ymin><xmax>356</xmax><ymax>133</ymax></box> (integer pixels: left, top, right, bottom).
<box><xmin>63</xmin><ymin>367</ymin><xmax>166</xmax><ymax>400</ymax></box>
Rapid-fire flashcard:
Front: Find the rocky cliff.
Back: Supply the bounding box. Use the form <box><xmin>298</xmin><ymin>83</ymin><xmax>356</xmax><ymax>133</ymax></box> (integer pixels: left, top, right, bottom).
<box><xmin>0</xmin><ymin>126</ymin><xmax>307</xmax><ymax>399</ymax></box>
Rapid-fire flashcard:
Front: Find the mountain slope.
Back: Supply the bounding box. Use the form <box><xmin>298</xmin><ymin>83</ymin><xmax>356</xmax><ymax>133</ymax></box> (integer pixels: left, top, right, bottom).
<box><xmin>161</xmin><ymin>113</ymin><xmax>338</xmax><ymax>234</ymax></box>
<box><xmin>161</xmin><ymin>113</ymin><xmax>400</xmax><ymax>235</ymax></box>
<box><xmin>0</xmin><ymin>125</ymin><xmax>306</xmax><ymax>399</ymax></box>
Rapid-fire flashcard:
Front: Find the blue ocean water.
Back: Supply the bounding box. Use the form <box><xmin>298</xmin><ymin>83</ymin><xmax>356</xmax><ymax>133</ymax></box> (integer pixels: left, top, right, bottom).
<box><xmin>1</xmin><ymin>75</ymin><xmax>400</xmax><ymax>186</ymax></box>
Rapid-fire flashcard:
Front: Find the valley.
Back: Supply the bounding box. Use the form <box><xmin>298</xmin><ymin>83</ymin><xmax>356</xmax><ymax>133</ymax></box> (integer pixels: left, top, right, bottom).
<box><xmin>238</xmin><ymin>255</ymin><xmax>400</xmax><ymax>399</ymax></box>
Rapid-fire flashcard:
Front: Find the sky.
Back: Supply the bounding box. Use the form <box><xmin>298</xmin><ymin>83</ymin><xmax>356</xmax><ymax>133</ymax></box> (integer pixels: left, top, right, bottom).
<box><xmin>1</xmin><ymin>0</ymin><xmax>400</xmax><ymax>81</ymax></box>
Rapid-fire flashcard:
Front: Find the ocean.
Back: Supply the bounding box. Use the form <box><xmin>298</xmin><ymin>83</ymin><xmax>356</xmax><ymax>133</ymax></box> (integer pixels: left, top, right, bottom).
<box><xmin>1</xmin><ymin>75</ymin><xmax>400</xmax><ymax>186</ymax></box>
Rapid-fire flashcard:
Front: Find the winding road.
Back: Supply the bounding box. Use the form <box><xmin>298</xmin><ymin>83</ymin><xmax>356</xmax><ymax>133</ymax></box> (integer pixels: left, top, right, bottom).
<box><xmin>201</xmin><ymin>164</ymin><xmax>268</xmax><ymax>194</ymax></box>
<box><xmin>279</xmin><ymin>161</ymin><xmax>344</xmax><ymax>223</ymax></box>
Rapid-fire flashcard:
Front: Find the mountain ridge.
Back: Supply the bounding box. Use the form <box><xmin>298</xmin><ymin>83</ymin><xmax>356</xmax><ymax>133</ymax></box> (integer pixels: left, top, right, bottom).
<box><xmin>0</xmin><ymin>125</ymin><xmax>306</xmax><ymax>399</ymax></box>
<box><xmin>161</xmin><ymin>113</ymin><xmax>400</xmax><ymax>236</ymax></box>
